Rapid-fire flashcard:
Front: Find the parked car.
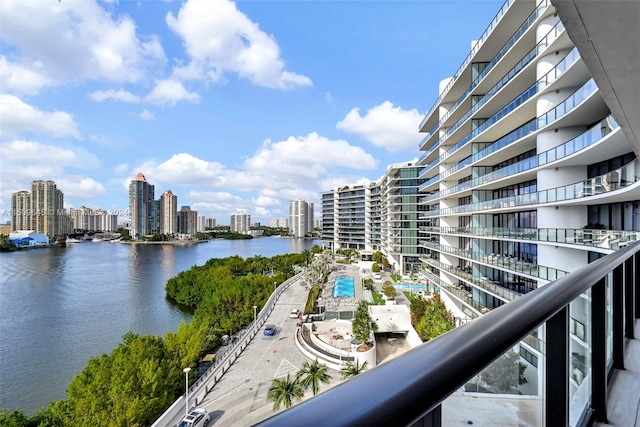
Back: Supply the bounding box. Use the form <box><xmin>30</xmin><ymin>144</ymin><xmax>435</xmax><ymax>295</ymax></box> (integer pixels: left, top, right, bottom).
<box><xmin>178</xmin><ymin>408</ymin><xmax>210</xmax><ymax>427</ymax></box>
<box><xmin>290</xmin><ymin>309</ymin><xmax>302</xmax><ymax>318</ymax></box>
<box><xmin>263</xmin><ymin>324</ymin><xmax>276</xmax><ymax>336</ymax></box>
<box><xmin>196</xmin><ymin>353</ymin><xmax>215</xmax><ymax>378</ymax></box>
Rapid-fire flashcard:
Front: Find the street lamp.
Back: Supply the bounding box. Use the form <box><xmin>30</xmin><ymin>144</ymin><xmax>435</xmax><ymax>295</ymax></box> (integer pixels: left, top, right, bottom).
<box><xmin>274</xmin><ymin>281</ymin><xmax>277</xmax><ymax>295</ymax></box>
<box><xmin>253</xmin><ymin>305</ymin><xmax>257</xmax><ymax>324</ymax></box>
<box><xmin>183</xmin><ymin>367</ymin><xmax>191</xmax><ymax>417</ymax></box>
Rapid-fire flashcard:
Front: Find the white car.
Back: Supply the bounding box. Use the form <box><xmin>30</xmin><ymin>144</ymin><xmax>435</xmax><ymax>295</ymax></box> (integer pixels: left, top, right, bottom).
<box><xmin>178</xmin><ymin>408</ymin><xmax>210</xmax><ymax>427</ymax></box>
<box><xmin>290</xmin><ymin>309</ymin><xmax>302</xmax><ymax>318</ymax></box>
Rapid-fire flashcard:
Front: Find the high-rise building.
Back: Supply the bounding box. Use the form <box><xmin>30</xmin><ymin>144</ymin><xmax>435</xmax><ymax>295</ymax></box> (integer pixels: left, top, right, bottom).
<box><xmin>270</xmin><ymin>218</ymin><xmax>288</xmax><ymax>228</ymax></box>
<box><xmin>197</xmin><ymin>215</ymin><xmax>206</xmax><ymax>232</ymax></box>
<box><xmin>289</xmin><ymin>200</ymin><xmax>314</xmax><ymax>238</ymax></box>
<box><xmin>321</xmin><ymin>161</ymin><xmax>427</xmax><ymax>270</ymax></box>
<box><xmin>413</xmin><ymin>0</ymin><xmax>639</xmax><ymax>418</ymax></box>
<box><xmin>230</xmin><ymin>213</ymin><xmax>250</xmax><ymax>234</ymax></box>
<box><xmin>10</xmin><ymin>190</ymin><xmax>31</xmax><ymax>232</ymax></box>
<box><xmin>206</xmin><ymin>218</ymin><xmax>216</xmax><ymax>229</ymax></box>
<box><xmin>31</xmin><ymin>180</ymin><xmax>65</xmax><ymax>237</ymax></box>
<box><xmin>159</xmin><ymin>190</ymin><xmax>177</xmax><ymax>235</ymax></box>
<box><xmin>128</xmin><ymin>172</ymin><xmax>156</xmax><ymax>239</ymax></box>
<box><xmin>69</xmin><ymin>206</ymin><xmax>118</xmax><ymax>232</ymax></box>
<box><xmin>177</xmin><ymin>206</ymin><xmax>197</xmax><ymax>235</ymax></box>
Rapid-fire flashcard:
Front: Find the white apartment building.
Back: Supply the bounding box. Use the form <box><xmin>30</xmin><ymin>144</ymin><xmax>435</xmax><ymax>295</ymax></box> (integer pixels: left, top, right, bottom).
<box><xmin>416</xmin><ymin>0</ymin><xmax>639</xmax><ymax>420</ymax></box>
<box><xmin>322</xmin><ymin>161</ymin><xmax>428</xmax><ymax>272</ymax></box>
<box><xmin>289</xmin><ymin>200</ymin><xmax>314</xmax><ymax>238</ymax></box>
<box><xmin>159</xmin><ymin>190</ymin><xmax>177</xmax><ymax>235</ymax></box>
<box><xmin>230</xmin><ymin>213</ymin><xmax>251</xmax><ymax>234</ymax></box>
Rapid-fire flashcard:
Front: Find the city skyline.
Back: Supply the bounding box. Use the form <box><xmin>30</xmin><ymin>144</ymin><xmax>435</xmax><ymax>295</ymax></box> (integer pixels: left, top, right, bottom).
<box><xmin>0</xmin><ymin>0</ymin><xmax>502</xmax><ymax>224</ymax></box>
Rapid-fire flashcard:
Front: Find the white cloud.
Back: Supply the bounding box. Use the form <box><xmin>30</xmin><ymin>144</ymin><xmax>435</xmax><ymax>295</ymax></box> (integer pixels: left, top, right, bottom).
<box><xmin>135</xmin><ymin>153</ymin><xmax>225</xmax><ymax>185</ymax></box>
<box><xmin>166</xmin><ymin>0</ymin><xmax>312</xmax><ymax>89</ymax></box>
<box><xmin>0</xmin><ymin>55</ymin><xmax>51</xmax><ymax>95</ymax></box>
<box><xmin>144</xmin><ymin>79</ymin><xmax>200</xmax><ymax>107</ymax></box>
<box><xmin>139</xmin><ymin>109</ymin><xmax>155</xmax><ymax>120</ymax></box>
<box><xmin>89</xmin><ymin>89</ymin><xmax>141</xmax><ymax>103</ymax></box>
<box><xmin>0</xmin><ymin>0</ymin><xmax>166</xmax><ymax>92</ymax></box>
<box><xmin>336</xmin><ymin>101</ymin><xmax>424</xmax><ymax>152</ymax></box>
<box><xmin>0</xmin><ymin>95</ymin><xmax>81</xmax><ymax>139</ymax></box>
<box><xmin>0</xmin><ymin>140</ymin><xmax>75</xmax><ymax>163</ymax></box>
<box><xmin>55</xmin><ymin>176</ymin><xmax>107</xmax><ymax>200</ymax></box>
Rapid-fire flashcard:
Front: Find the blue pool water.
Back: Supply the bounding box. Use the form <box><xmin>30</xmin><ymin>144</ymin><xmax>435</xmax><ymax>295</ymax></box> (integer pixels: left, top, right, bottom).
<box><xmin>333</xmin><ymin>277</ymin><xmax>355</xmax><ymax>297</ymax></box>
<box><xmin>393</xmin><ymin>283</ymin><xmax>436</xmax><ymax>292</ymax></box>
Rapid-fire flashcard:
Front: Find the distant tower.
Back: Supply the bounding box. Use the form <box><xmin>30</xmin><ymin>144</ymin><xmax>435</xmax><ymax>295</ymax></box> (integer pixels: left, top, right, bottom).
<box><xmin>177</xmin><ymin>206</ymin><xmax>197</xmax><ymax>234</ymax></box>
<box><xmin>159</xmin><ymin>190</ymin><xmax>178</xmax><ymax>235</ymax></box>
<box><xmin>30</xmin><ymin>180</ymin><xmax>64</xmax><ymax>237</ymax></box>
<box><xmin>128</xmin><ymin>172</ymin><xmax>156</xmax><ymax>239</ymax></box>
<box><xmin>289</xmin><ymin>200</ymin><xmax>313</xmax><ymax>238</ymax></box>
<box><xmin>230</xmin><ymin>213</ymin><xmax>251</xmax><ymax>234</ymax></box>
<box><xmin>10</xmin><ymin>190</ymin><xmax>31</xmax><ymax>231</ymax></box>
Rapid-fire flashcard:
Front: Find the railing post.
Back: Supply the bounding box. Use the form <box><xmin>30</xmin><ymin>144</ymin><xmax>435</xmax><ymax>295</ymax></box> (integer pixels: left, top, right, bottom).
<box><xmin>624</xmin><ymin>257</ymin><xmax>635</xmax><ymax>339</ymax></box>
<box><xmin>591</xmin><ymin>277</ymin><xmax>608</xmax><ymax>423</ymax></box>
<box><xmin>546</xmin><ymin>306</ymin><xmax>568</xmax><ymax>426</ymax></box>
<box><xmin>612</xmin><ymin>264</ymin><xmax>624</xmax><ymax>369</ymax></box>
<box><xmin>635</xmin><ymin>252</ymin><xmax>640</xmax><ymax>319</ymax></box>
<box><xmin>410</xmin><ymin>404</ymin><xmax>441</xmax><ymax>427</ymax></box>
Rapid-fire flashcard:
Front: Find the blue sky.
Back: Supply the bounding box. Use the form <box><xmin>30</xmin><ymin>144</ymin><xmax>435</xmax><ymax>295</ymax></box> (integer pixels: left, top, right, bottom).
<box><xmin>0</xmin><ymin>0</ymin><xmax>502</xmax><ymax>225</ymax></box>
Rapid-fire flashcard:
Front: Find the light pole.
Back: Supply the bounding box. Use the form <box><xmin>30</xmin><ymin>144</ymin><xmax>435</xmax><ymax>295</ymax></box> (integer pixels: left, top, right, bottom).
<box><xmin>253</xmin><ymin>305</ymin><xmax>257</xmax><ymax>324</ymax></box>
<box><xmin>183</xmin><ymin>367</ymin><xmax>191</xmax><ymax>417</ymax></box>
<box><xmin>274</xmin><ymin>281</ymin><xmax>277</xmax><ymax>295</ymax></box>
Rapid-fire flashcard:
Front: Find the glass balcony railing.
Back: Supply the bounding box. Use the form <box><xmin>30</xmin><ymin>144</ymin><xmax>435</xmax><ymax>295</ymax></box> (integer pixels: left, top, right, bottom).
<box><xmin>538</xmin><ymin>78</ymin><xmax>598</xmax><ymax>128</ymax></box>
<box><xmin>422</xmin><ymin>0</ymin><xmax>550</xmax><ymax>133</ymax></box>
<box><xmin>473</xmin><ymin>115</ymin><xmax>620</xmax><ymax>186</ymax></box>
<box><xmin>420</xmin><ymin>226</ymin><xmax>640</xmax><ymax>250</ymax></box>
<box><xmin>472</xmin><ymin>119</ymin><xmax>537</xmax><ymax>162</ymax></box>
<box><xmin>423</xmin><ymin>257</ymin><xmax>522</xmax><ymax>302</ymax></box>
<box><xmin>441</xmin><ymin>20</ymin><xmax>566</xmax><ymax>144</ymax></box>
<box><xmin>430</xmin><ymin>158</ymin><xmax>640</xmax><ymax>216</ymax></box>
<box><xmin>420</xmin><ymin>241</ymin><xmax>568</xmax><ymax>281</ymax></box>
<box><xmin>420</xmin><ymin>0</ymin><xmax>519</xmax><ymax>131</ymax></box>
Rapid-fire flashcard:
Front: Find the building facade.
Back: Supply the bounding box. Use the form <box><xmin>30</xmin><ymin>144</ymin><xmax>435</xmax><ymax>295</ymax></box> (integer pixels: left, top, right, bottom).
<box><xmin>159</xmin><ymin>190</ymin><xmax>178</xmax><ymax>235</ymax></box>
<box><xmin>69</xmin><ymin>206</ymin><xmax>118</xmax><ymax>232</ymax></box>
<box><xmin>11</xmin><ymin>181</ymin><xmax>70</xmax><ymax>237</ymax></box>
<box><xmin>415</xmin><ymin>0</ymin><xmax>640</xmax><ymax>418</ymax></box>
<box><xmin>230</xmin><ymin>213</ymin><xmax>251</xmax><ymax>234</ymax></box>
<box><xmin>177</xmin><ymin>206</ymin><xmax>197</xmax><ymax>235</ymax></box>
<box><xmin>128</xmin><ymin>173</ymin><xmax>157</xmax><ymax>239</ymax></box>
<box><xmin>321</xmin><ymin>161</ymin><xmax>427</xmax><ymax>271</ymax></box>
<box><xmin>289</xmin><ymin>200</ymin><xmax>314</xmax><ymax>238</ymax></box>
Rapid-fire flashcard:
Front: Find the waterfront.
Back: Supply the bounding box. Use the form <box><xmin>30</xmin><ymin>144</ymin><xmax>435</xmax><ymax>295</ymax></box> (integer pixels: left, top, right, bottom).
<box><xmin>0</xmin><ymin>236</ymin><xmax>320</xmax><ymax>414</ymax></box>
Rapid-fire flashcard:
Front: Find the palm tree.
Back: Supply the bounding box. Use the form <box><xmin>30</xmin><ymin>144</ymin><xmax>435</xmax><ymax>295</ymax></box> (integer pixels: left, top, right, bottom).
<box><xmin>267</xmin><ymin>374</ymin><xmax>304</xmax><ymax>411</ymax></box>
<box><xmin>340</xmin><ymin>359</ymin><xmax>368</xmax><ymax>380</ymax></box>
<box><xmin>296</xmin><ymin>359</ymin><xmax>332</xmax><ymax>395</ymax></box>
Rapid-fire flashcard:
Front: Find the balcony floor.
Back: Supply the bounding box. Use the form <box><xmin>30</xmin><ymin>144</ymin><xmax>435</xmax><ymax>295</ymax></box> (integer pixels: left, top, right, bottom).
<box><xmin>593</xmin><ymin>319</ymin><xmax>640</xmax><ymax>427</ymax></box>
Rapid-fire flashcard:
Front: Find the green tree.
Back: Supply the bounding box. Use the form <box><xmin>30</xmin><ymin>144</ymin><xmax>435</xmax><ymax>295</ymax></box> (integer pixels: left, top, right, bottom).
<box><xmin>267</xmin><ymin>374</ymin><xmax>304</xmax><ymax>411</ymax></box>
<box><xmin>372</xmin><ymin>251</ymin><xmax>383</xmax><ymax>264</ymax></box>
<box><xmin>0</xmin><ymin>409</ymin><xmax>29</xmax><ymax>427</ymax></box>
<box><xmin>414</xmin><ymin>293</ymin><xmax>454</xmax><ymax>342</ymax></box>
<box><xmin>296</xmin><ymin>359</ymin><xmax>332</xmax><ymax>396</ymax></box>
<box><xmin>352</xmin><ymin>301</ymin><xmax>376</xmax><ymax>348</ymax></box>
<box><xmin>382</xmin><ymin>281</ymin><xmax>395</xmax><ymax>299</ymax></box>
<box><xmin>340</xmin><ymin>360</ymin><xmax>368</xmax><ymax>380</ymax></box>
<box><xmin>479</xmin><ymin>351</ymin><xmax>527</xmax><ymax>393</ymax></box>
<box><xmin>0</xmin><ymin>235</ymin><xmax>17</xmax><ymax>252</ymax></box>
<box><xmin>371</xmin><ymin>262</ymin><xmax>381</xmax><ymax>273</ymax></box>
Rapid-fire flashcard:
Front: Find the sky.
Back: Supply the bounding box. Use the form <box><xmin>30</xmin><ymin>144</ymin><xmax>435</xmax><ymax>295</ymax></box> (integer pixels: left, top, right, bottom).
<box><xmin>0</xmin><ymin>0</ymin><xmax>503</xmax><ymax>226</ymax></box>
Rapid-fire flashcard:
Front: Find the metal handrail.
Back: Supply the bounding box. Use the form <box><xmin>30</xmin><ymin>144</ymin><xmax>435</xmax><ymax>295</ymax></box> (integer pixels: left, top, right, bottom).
<box><xmin>256</xmin><ymin>242</ymin><xmax>639</xmax><ymax>426</ymax></box>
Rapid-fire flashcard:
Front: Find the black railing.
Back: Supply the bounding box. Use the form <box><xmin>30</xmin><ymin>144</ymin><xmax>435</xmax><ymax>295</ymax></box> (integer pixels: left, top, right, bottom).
<box><xmin>256</xmin><ymin>242</ymin><xmax>639</xmax><ymax>427</ymax></box>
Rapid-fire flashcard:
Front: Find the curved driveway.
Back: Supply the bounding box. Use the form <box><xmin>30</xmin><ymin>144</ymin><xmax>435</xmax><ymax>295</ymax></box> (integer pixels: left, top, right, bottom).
<box><xmin>191</xmin><ymin>275</ymin><xmax>343</xmax><ymax>426</ymax></box>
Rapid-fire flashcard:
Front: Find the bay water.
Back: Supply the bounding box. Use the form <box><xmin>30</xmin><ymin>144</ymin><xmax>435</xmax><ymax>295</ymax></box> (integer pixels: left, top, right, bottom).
<box><xmin>0</xmin><ymin>237</ymin><xmax>320</xmax><ymax>414</ymax></box>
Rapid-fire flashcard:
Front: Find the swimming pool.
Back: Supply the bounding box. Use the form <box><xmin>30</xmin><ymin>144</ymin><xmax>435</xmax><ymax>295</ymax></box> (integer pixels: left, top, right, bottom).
<box><xmin>393</xmin><ymin>283</ymin><xmax>436</xmax><ymax>293</ymax></box>
<box><xmin>333</xmin><ymin>277</ymin><xmax>355</xmax><ymax>297</ymax></box>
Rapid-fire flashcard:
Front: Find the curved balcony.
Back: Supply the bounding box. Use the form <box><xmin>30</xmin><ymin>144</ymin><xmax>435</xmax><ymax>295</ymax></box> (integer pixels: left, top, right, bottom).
<box><xmin>430</xmin><ymin>157</ymin><xmax>640</xmax><ymax>216</ymax></box>
<box><xmin>474</xmin><ymin>115</ymin><xmax>619</xmax><ymax>187</ymax></box>
<box><xmin>421</xmin><ymin>226</ymin><xmax>640</xmax><ymax>251</ymax></box>
<box><xmin>423</xmin><ymin>257</ymin><xmax>521</xmax><ymax>302</ymax></box>
<box><xmin>420</xmin><ymin>241</ymin><xmax>567</xmax><ymax>281</ymax></box>
<box><xmin>419</xmin><ymin>0</ymin><xmax>519</xmax><ymax>132</ymax></box>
